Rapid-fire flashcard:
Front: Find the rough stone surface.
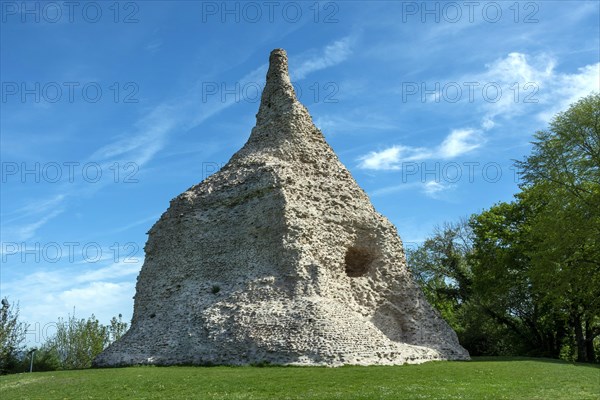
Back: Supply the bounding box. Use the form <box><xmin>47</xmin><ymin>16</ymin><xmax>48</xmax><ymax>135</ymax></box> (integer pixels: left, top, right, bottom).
<box><xmin>94</xmin><ymin>49</ymin><xmax>469</xmax><ymax>367</ymax></box>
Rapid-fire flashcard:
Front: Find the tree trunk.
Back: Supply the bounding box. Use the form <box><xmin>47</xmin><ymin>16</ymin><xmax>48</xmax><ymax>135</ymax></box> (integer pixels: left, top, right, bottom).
<box><xmin>584</xmin><ymin>318</ymin><xmax>596</xmax><ymax>362</ymax></box>
<box><xmin>573</xmin><ymin>312</ymin><xmax>586</xmax><ymax>362</ymax></box>
<box><xmin>554</xmin><ymin>318</ymin><xmax>567</xmax><ymax>358</ymax></box>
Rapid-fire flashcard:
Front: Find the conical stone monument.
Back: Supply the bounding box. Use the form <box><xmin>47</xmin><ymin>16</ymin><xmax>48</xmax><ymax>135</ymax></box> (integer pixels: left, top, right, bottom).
<box><xmin>94</xmin><ymin>49</ymin><xmax>469</xmax><ymax>367</ymax></box>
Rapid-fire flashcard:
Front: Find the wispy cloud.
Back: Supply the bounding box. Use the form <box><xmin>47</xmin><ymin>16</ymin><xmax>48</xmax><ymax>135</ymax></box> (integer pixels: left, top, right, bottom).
<box><xmin>34</xmin><ymin>281</ymin><xmax>136</xmax><ymax>337</ymax></box>
<box><xmin>74</xmin><ymin>261</ymin><xmax>142</xmax><ymax>283</ymax></box>
<box><xmin>90</xmin><ymin>104</ymin><xmax>179</xmax><ymax>167</ymax></box>
<box><xmin>145</xmin><ymin>39</ymin><xmax>163</xmax><ymax>53</ymax></box>
<box><xmin>190</xmin><ymin>36</ymin><xmax>356</xmax><ymax>127</ymax></box>
<box><xmin>438</xmin><ymin>129</ymin><xmax>483</xmax><ymax>158</ymax></box>
<box><xmin>57</xmin><ymin>281</ymin><xmax>133</xmax><ymax>313</ymax></box>
<box><xmin>1</xmin><ymin>105</ymin><xmax>178</xmax><ymax>245</ymax></box>
<box><xmin>535</xmin><ymin>62</ymin><xmax>599</xmax><ymax>123</ymax></box>
<box><xmin>0</xmin><ymin>258</ymin><xmax>142</xmax><ymax>336</ymax></box>
<box><xmin>189</xmin><ymin>63</ymin><xmax>268</xmax><ymax>128</ymax></box>
<box><xmin>464</xmin><ymin>52</ymin><xmax>599</xmax><ymax>128</ymax></box>
<box><xmin>361</xmin><ymin>53</ymin><xmax>598</xmax><ymax>173</ymax></box>
<box><xmin>3</xmin><ymin>257</ymin><xmax>142</xmax><ymax>292</ymax></box>
<box><xmin>105</xmin><ymin>214</ymin><xmax>160</xmax><ymax>235</ymax></box>
<box><xmin>358</xmin><ymin>128</ymin><xmax>483</xmax><ymax>170</ymax></box>
<box><xmin>293</xmin><ymin>36</ymin><xmax>354</xmax><ymax>80</ymax></box>
<box><xmin>313</xmin><ymin>113</ymin><xmax>396</xmax><ymax>134</ymax></box>
<box><xmin>14</xmin><ymin>209</ymin><xmax>64</xmax><ymax>241</ymax></box>
<box><xmin>1</xmin><ymin>194</ymin><xmax>66</xmax><ymax>222</ymax></box>
<box><xmin>357</xmin><ymin>145</ymin><xmax>429</xmax><ymax>170</ymax></box>
<box><xmin>422</xmin><ymin>181</ymin><xmax>452</xmax><ymax>199</ymax></box>
<box><xmin>371</xmin><ymin>180</ymin><xmax>455</xmax><ymax>199</ymax></box>
<box><xmin>1</xmin><ymin>194</ymin><xmax>66</xmax><ymax>242</ymax></box>
<box><xmin>359</xmin><ymin>146</ymin><xmax>404</xmax><ymax>170</ymax></box>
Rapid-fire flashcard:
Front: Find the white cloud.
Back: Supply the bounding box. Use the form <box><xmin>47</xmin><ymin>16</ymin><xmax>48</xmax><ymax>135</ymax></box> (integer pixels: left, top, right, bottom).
<box><xmin>1</xmin><ymin>194</ymin><xmax>67</xmax><ymax>240</ymax></box>
<box><xmin>145</xmin><ymin>40</ymin><xmax>163</xmax><ymax>53</ymax></box>
<box><xmin>0</xmin><ymin>258</ymin><xmax>142</xmax><ymax>344</ymax></box>
<box><xmin>1</xmin><ymin>206</ymin><xmax>65</xmax><ymax>243</ymax></box>
<box><xmin>314</xmin><ymin>114</ymin><xmax>396</xmax><ymax>134</ymax></box>
<box><xmin>438</xmin><ymin>129</ymin><xmax>483</xmax><ymax>158</ymax></box>
<box><xmin>25</xmin><ymin>281</ymin><xmax>137</xmax><ymax>343</ymax></box>
<box><xmin>371</xmin><ymin>182</ymin><xmax>419</xmax><ymax>196</ymax></box>
<box><xmin>91</xmin><ymin>104</ymin><xmax>178</xmax><ymax>167</ymax></box>
<box><xmin>188</xmin><ymin>36</ymin><xmax>355</xmax><ymax>128</ymax></box>
<box><xmin>358</xmin><ymin>129</ymin><xmax>483</xmax><ymax>170</ymax></box>
<box><xmin>15</xmin><ymin>209</ymin><xmax>64</xmax><ymax>241</ymax></box>
<box><xmin>358</xmin><ymin>146</ymin><xmax>402</xmax><ymax>170</ymax></box>
<box><xmin>536</xmin><ymin>63</ymin><xmax>600</xmax><ymax>123</ymax></box>
<box><xmin>370</xmin><ymin>180</ymin><xmax>454</xmax><ymax>199</ymax></box>
<box><xmin>3</xmin><ymin>260</ymin><xmax>142</xmax><ymax>297</ymax></box>
<box><xmin>105</xmin><ymin>214</ymin><xmax>160</xmax><ymax>235</ymax></box>
<box><xmin>57</xmin><ymin>281</ymin><xmax>134</xmax><ymax>318</ymax></box>
<box><xmin>470</xmin><ymin>52</ymin><xmax>599</xmax><ymax>127</ymax></box>
<box><xmin>293</xmin><ymin>36</ymin><xmax>354</xmax><ymax>80</ymax></box>
<box><xmin>422</xmin><ymin>181</ymin><xmax>449</xmax><ymax>198</ymax></box>
<box><xmin>396</xmin><ymin>53</ymin><xmax>598</xmax><ymax>141</ymax></box>
<box><xmin>361</xmin><ymin>54</ymin><xmax>597</xmax><ymax>173</ymax></box>
<box><xmin>74</xmin><ymin>261</ymin><xmax>142</xmax><ymax>283</ymax></box>
<box><xmin>476</xmin><ymin>52</ymin><xmax>554</xmax><ymax>126</ymax></box>
<box><xmin>481</xmin><ymin>118</ymin><xmax>495</xmax><ymax>130</ymax></box>
<box><xmin>1</xmin><ymin>194</ymin><xmax>65</xmax><ymax>221</ymax></box>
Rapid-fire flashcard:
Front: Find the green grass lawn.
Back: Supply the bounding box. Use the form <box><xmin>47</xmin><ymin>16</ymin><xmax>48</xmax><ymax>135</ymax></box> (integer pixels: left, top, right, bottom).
<box><xmin>0</xmin><ymin>357</ymin><xmax>598</xmax><ymax>399</ymax></box>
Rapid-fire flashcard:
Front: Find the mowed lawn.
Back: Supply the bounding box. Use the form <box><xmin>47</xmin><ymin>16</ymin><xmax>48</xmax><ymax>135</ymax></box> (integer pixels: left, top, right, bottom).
<box><xmin>0</xmin><ymin>357</ymin><xmax>598</xmax><ymax>399</ymax></box>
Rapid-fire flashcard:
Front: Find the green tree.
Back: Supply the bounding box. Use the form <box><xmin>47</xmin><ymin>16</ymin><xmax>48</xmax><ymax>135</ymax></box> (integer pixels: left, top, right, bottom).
<box><xmin>13</xmin><ymin>342</ymin><xmax>62</xmax><ymax>373</ymax></box>
<box><xmin>29</xmin><ymin>343</ymin><xmax>61</xmax><ymax>372</ymax></box>
<box><xmin>411</xmin><ymin>94</ymin><xmax>600</xmax><ymax>360</ymax></box>
<box><xmin>406</xmin><ymin>219</ymin><xmax>473</xmax><ymax>333</ymax></box>
<box><xmin>0</xmin><ymin>299</ymin><xmax>27</xmax><ymax>373</ymax></box>
<box><xmin>36</xmin><ymin>312</ymin><xmax>128</xmax><ymax>370</ymax></box>
<box><xmin>108</xmin><ymin>314</ymin><xmax>128</xmax><ymax>342</ymax></box>
<box><xmin>470</xmin><ymin>200</ymin><xmax>567</xmax><ymax>357</ymax></box>
<box><xmin>467</xmin><ymin>93</ymin><xmax>599</xmax><ymax>361</ymax></box>
<box><xmin>408</xmin><ymin>216</ymin><xmax>542</xmax><ymax>356</ymax></box>
<box><xmin>48</xmin><ymin>312</ymin><xmax>110</xmax><ymax>370</ymax></box>
<box><xmin>515</xmin><ymin>93</ymin><xmax>600</xmax><ymax>362</ymax></box>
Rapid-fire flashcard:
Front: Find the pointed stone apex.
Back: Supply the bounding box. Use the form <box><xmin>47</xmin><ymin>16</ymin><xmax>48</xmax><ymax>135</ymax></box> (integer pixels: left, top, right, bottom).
<box><xmin>266</xmin><ymin>49</ymin><xmax>291</xmax><ymax>90</ymax></box>
<box><xmin>256</xmin><ymin>48</ymin><xmax>300</xmax><ymax>126</ymax></box>
<box><xmin>269</xmin><ymin>48</ymin><xmax>288</xmax><ymax>75</ymax></box>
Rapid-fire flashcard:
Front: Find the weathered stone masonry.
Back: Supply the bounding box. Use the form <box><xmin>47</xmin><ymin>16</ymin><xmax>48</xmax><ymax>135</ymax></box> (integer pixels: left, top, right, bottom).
<box><xmin>94</xmin><ymin>49</ymin><xmax>469</xmax><ymax>367</ymax></box>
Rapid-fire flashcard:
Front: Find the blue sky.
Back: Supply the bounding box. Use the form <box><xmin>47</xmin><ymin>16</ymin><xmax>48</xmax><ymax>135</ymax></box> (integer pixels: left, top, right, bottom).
<box><xmin>1</xmin><ymin>1</ymin><xmax>599</xmax><ymax>345</ymax></box>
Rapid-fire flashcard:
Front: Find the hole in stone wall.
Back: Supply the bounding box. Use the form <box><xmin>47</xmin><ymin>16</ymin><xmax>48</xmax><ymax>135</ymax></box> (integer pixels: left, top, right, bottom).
<box><xmin>345</xmin><ymin>246</ymin><xmax>374</xmax><ymax>277</ymax></box>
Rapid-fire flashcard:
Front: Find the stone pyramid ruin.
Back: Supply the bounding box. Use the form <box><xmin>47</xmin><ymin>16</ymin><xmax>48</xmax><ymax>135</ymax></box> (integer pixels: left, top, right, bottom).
<box><xmin>94</xmin><ymin>49</ymin><xmax>469</xmax><ymax>367</ymax></box>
